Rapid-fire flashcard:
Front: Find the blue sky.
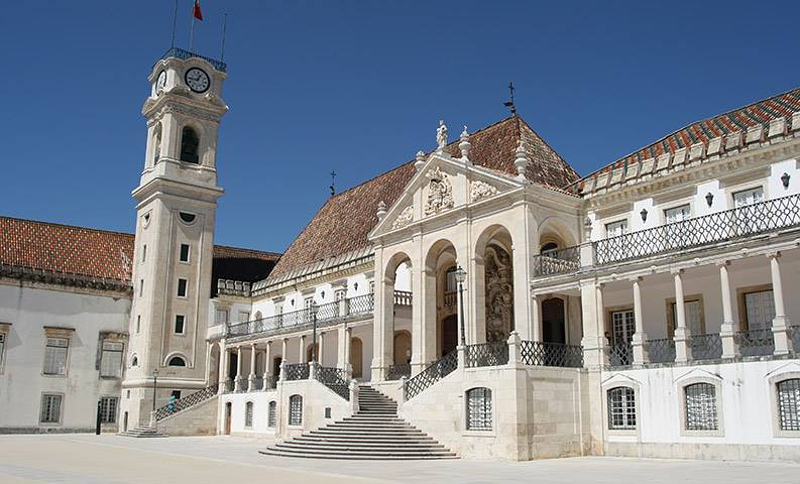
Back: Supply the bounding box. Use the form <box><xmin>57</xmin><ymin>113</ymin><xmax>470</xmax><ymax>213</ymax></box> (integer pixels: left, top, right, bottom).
<box><xmin>1</xmin><ymin>1</ymin><xmax>799</xmax><ymax>252</ymax></box>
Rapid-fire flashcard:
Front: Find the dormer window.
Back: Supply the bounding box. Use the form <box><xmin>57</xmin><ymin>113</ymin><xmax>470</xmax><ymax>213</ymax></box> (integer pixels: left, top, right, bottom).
<box><xmin>180</xmin><ymin>126</ymin><xmax>200</xmax><ymax>163</ymax></box>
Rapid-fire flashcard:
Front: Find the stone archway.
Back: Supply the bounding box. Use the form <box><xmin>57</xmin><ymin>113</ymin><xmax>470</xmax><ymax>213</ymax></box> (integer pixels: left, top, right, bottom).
<box><xmin>393</xmin><ymin>331</ymin><xmax>412</xmax><ymax>365</ymax></box>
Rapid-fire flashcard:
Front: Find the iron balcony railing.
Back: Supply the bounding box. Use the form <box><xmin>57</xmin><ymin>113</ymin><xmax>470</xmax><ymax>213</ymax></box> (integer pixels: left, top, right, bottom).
<box><xmin>736</xmin><ymin>328</ymin><xmax>775</xmax><ymax>357</ymax></box>
<box><xmin>234</xmin><ymin>376</ymin><xmax>248</xmax><ymax>393</ymax></box>
<box><xmin>595</xmin><ymin>193</ymin><xmax>800</xmax><ymax>265</ymax></box>
<box><xmin>283</xmin><ymin>363</ymin><xmax>310</xmax><ymax>381</ymax></box>
<box><xmin>313</xmin><ymin>363</ymin><xmax>350</xmax><ymax>400</ymax></box>
<box><xmin>647</xmin><ymin>338</ymin><xmax>676</xmax><ymax>364</ymax></box>
<box><xmin>791</xmin><ymin>326</ymin><xmax>800</xmax><ymax>351</ymax></box>
<box><xmin>533</xmin><ymin>246</ymin><xmax>582</xmax><ymax>277</ymax></box>
<box><xmin>227</xmin><ymin>293</ymin><xmax>378</xmax><ymax>339</ymax></box>
<box><xmin>160</xmin><ymin>47</ymin><xmax>227</xmax><ymax>72</ymax></box>
<box><xmin>154</xmin><ymin>384</ymin><xmax>218</xmax><ymax>421</ymax></box>
<box><xmin>691</xmin><ymin>333</ymin><xmax>723</xmax><ymax>360</ymax></box>
<box><xmin>386</xmin><ymin>364</ymin><xmax>411</xmax><ymax>381</ymax></box>
<box><xmin>404</xmin><ymin>350</ymin><xmax>458</xmax><ymax>400</ymax></box>
<box><xmin>465</xmin><ymin>341</ymin><xmax>509</xmax><ymax>368</ymax></box>
<box><xmin>263</xmin><ymin>375</ymin><xmax>277</xmax><ymax>390</ymax></box>
<box><xmin>519</xmin><ymin>341</ymin><xmax>584</xmax><ymax>368</ymax></box>
<box><xmin>609</xmin><ymin>343</ymin><xmax>633</xmax><ymax>367</ymax></box>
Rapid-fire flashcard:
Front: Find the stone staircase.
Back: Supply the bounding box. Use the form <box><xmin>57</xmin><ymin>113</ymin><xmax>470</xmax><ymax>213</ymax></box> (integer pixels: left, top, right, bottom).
<box><xmin>261</xmin><ymin>385</ymin><xmax>457</xmax><ymax>460</ymax></box>
<box><xmin>119</xmin><ymin>426</ymin><xmax>165</xmax><ymax>438</ymax></box>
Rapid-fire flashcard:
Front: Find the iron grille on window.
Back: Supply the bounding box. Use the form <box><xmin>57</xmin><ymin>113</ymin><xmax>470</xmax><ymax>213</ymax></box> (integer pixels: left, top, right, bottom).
<box><xmin>268</xmin><ymin>401</ymin><xmax>277</xmax><ymax>427</ymax></box>
<box><xmin>99</xmin><ymin>396</ymin><xmax>118</xmax><ymax>424</ymax></box>
<box><xmin>777</xmin><ymin>379</ymin><xmax>800</xmax><ymax>431</ymax></box>
<box><xmin>685</xmin><ymin>383</ymin><xmax>718</xmax><ymax>431</ymax></box>
<box><xmin>40</xmin><ymin>394</ymin><xmax>62</xmax><ymax>423</ymax></box>
<box><xmin>244</xmin><ymin>401</ymin><xmax>254</xmax><ymax>427</ymax></box>
<box><xmin>466</xmin><ymin>387</ymin><xmax>492</xmax><ymax>431</ymax></box>
<box><xmin>607</xmin><ymin>387</ymin><xmax>636</xmax><ymax>430</ymax></box>
<box><xmin>288</xmin><ymin>395</ymin><xmax>303</xmax><ymax>426</ymax></box>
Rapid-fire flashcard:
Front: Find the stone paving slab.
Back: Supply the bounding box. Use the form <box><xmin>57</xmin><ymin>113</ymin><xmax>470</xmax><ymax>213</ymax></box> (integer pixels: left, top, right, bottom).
<box><xmin>1</xmin><ymin>434</ymin><xmax>799</xmax><ymax>484</ymax></box>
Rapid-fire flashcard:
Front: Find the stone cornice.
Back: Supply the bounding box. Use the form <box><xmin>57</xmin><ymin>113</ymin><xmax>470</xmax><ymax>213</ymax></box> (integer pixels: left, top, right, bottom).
<box><xmin>0</xmin><ymin>264</ymin><xmax>132</xmax><ymax>295</ymax></box>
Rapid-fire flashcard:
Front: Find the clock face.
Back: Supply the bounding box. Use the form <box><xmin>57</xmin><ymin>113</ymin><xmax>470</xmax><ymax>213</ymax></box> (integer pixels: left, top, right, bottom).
<box><xmin>156</xmin><ymin>71</ymin><xmax>167</xmax><ymax>93</ymax></box>
<box><xmin>185</xmin><ymin>67</ymin><xmax>210</xmax><ymax>93</ymax></box>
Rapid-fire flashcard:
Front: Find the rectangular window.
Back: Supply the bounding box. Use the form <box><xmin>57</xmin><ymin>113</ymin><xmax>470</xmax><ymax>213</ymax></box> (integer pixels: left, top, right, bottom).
<box><xmin>664</xmin><ymin>204</ymin><xmax>691</xmax><ymax>224</ymax></box>
<box><xmin>177</xmin><ymin>278</ymin><xmax>188</xmax><ymax>297</ymax></box>
<box><xmin>289</xmin><ymin>395</ymin><xmax>303</xmax><ymax>426</ymax></box>
<box><xmin>238</xmin><ymin>311</ymin><xmax>250</xmax><ymax>323</ymax></box>
<box><xmin>335</xmin><ymin>289</ymin><xmax>346</xmax><ymax>301</ymax></box>
<box><xmin>605</xmin><ymin>220</ymin><xmax>628</xmax><ymax>237</ymax></box>
<box><xmin>446</xmin><ymin>268</ymin><xmax>458</xmax><ymax>293</ymax></box>
<box><xmin>733</xmin><ymin>186</ymin><xmax>764</xmax><ymax>208</ymax></box>
<box><xmin>40</xmin><ymin>394</ymin><xmax>62</xmax><ymax>423</ymax></box>
<box><xmin>245</xmin><ymin>401</ymin><xmax>254</xmax><ymax>428</ymax></box>
<box><xmin>685</xmin><ymin>383</ymin><xmax>718</xmax><ymax>431</ymax></box>
<box><xmin>304</xmin><ymin>297</ymin><xmax>314</xmax><ymax>309</ymax></box>
<box><xmin>139</xmin><ymin>279</ymin><xmax>144</xmax><ymax>297</ymax></box>
<box><xmin>44</xmin><ymin>337</ymin><xmax>69</xmax><ymax>375</ymax></box>
<box><xmin>215</xmin><ymin>309</ymin><xmax>228</xmax><ymax>326</ymax></box>
<box><xmin>136</xmin><ymin>315</ymin><xmax>141</xmax><ymax>334</ymax></box>
<box><xmin>179</xmin><ymin>243</ymin><xmax>190</xmax><ymax>263</ymax></box>
<box><xmin>610</xmin><ymin>310</ymin><xmax>635</xmax><ymax>346</ymax></box>
<box><xmin>733</xmin><ymin>187</ymin><xmax>766</xmax><ymax>234</ymax></box>
<box><xmin>607</xmin><ymin>387</ymin><xmax>636</xmax><ymax>430</ymax></box>
<box><xmin>466</xmin><ymin>387</ymin><xmax>493</xmax><ymax>431</ymax></box>
<box><xmin>99</xmin><ymin>396</ymin><xmax>118</xmax><ymax>424</ymax></box>
<box><xmin>100</xmin><ymin>342</ymin><xmax>123</xmax><ymax>378</ymax></box>
<box><xmin>670</xmin><ymin>300</ymin><xmax>704</xmax><ymax>335</ymax></box>
<box><xmin>174</xmin><ymin>315</ymin><xmax>186</xmax><ymax>334</ymax></box>
<box><xmin>141</xmin><ymin>244</ymin><xmax>147</xmax><ymax>263</ymax></box>
<box><xmin>744</xmin><ymin>290</ymin><xmax>775</xmax><ymax>331</ymax></box>
<box><xmin>778</xmin><ymin>379</ymin><xmax>800</xmax><ymax>431</ymax></box>
<box><xmin>171</xmin><ymin>390</ymin><xmax>182</xmax><ymax>400</ymax></box>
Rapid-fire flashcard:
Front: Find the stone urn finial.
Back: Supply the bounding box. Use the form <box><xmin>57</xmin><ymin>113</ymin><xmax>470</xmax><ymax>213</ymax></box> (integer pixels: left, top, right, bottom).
<box><xmin>377</xmin><ymin>201</ymin><xmax>387</xmax><ymax>221</ymax></box>
<box><xmin>459</xmin><ymin>125</ymin><xmax>471</xmax><ymax>164</ymax></box>
<box><xmin>415</xmin><ymin>150</ymin><xmax>426</xmax><ymax>171</ymax></box>
<box><xmin>514</xmin><ymin>141</ymin><xmax>528</xmax><ymax>179</ymax></box>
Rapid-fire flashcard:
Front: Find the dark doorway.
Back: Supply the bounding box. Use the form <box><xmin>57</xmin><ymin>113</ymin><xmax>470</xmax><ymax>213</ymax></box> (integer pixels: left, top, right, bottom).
<box><xmin>272</xmin><ymin>356</ymin><xmax>283</xmax><ymax>377</ymax></box>
<box><xmin>224</xmin><ymin>402</ymin><xmax>232</xmax><ymax>435</ymax></box>
<box><xmin>542</xmin><ymin>298</ymin><xmax>566</xmax><ymax>344</ymax></box>
<box><xmin>228</xmin><ymin>352</ymin><xmax>238</xmax><ymax>380</ymax></box>
<box><xmin>441</xmin><ymin>314</ymin><xmax>458</xmax><ymax>357</ymax></box>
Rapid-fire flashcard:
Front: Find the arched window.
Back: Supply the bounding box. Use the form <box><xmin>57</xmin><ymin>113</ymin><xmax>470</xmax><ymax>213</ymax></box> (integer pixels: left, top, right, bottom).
<box><xmin>180</xmin><ymin>126</ymin><xmax>200</xmax><ymax>163</ymax></box>
<box><xmin>288</xmin><ymin>394</ymin><xmax>303</xmax><ymax>426</ymax></box>
<box><xmin>244</xmin><ymin>401</ymin><xmax>254</xmax><ymax>428</ymax></box>
<box><xmin>607</xmin><ymin>387</ymin><xmax>636</xmax><ymax>430</ymax></box>
<box><xmin>268</xmin><ymin>401</ymin><xmax>277</xmax><ymax>428</ymax></box>
<box><xmin>777</xmin><ymin>379</ymin><xmax>800</xmax><ymax>431</ymax></box>
<box><xmin>130</xmin><ymin>356</ymin><xmax>138</xmax><ymax>367</ymax></box>
<box><xmin>152</xmin><ymin>123</ymin><xmax>162</xmax><ymax>164</ymax></box>
<box><xmin>684</xmin><ymin>382</ymin><xmax>717</xmax><ymax>431</ymax></box>
<box><xmin>540</xmin><ymin>241</ymin><xmax>559</xmax><ymax>253</ymax></box>
<box><xmin>465</xmin><ymin>387</ymin><xmax>492</xmax><ymax>431</ymax></box>
<box><xmin>168</xmin><ymin>356</ymin><xmax>187</xmax><ymax>367</ymax></box>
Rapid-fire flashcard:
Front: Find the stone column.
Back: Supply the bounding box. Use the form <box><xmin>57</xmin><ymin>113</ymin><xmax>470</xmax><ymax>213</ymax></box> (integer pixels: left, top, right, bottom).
<box><xmin>531</xmin><ymin>294</ymin><xmax>541</xmax><ymax>342</ymax></box>
<box><xmin>299</xmin><ymin>335</ymin><xmax>307</xmax><ymax>363</ymax></box>
<box><xmin>217</xmin><ymin>340</ymin><xmax>227</xmax><ymax>394</ymax></box>
<box><xmin>718</xmin><ymin>261</ymin><xmax>739</xmax><ymax>358</ymax></box>
<box><xmin>580</xmin><ymin>280</ymin><xmax>607</xmax><ymax>368</ymax></box>
<box><xmin>371</xmin><ymin>250</ymin><xmax>394</xmax><ymax>382</ymax></box>
<box><xmin>672</xmin><ymin>269</ymin><xmax>692</xmax><ymax>362</ymax></box>
<box><xmin>631</xmin><ymin>277</ymin><xmax>649</xmax><ymax>364</ymax></box>
<box><xmin>344</xmin><ymin>327</ymin><xmax>353</xmax><ymax>380</ymax></box>
<box><xmin>248</xmin><ymin>342</ymin><xmax>257</xmax><ymax>391</ymax></box>
<box><xmin>318</xmin><ymin>331</ymin><xmax>325</xmax><ymax>366</ymax></box>
<box><xmin>263</xmin><ymin>341</ymin><xmax>272</xmax><ymax>390</ymax></box>
<box><xmin>279</xmin><ymin>338</ymin><xmax>288</xmax><ymax>381</ymax></box>
<box><xmin>768</xmin><ymin>252</ymin><xmax>794</xmax><ymax>355</ymax></box>
<box><xmin>234</xmin><ymin>346</ymin><xmax>243</xmax><ymax>391</ymax></box>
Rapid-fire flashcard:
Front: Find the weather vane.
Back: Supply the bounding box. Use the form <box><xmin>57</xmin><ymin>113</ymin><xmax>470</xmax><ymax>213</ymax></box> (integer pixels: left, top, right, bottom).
<box><xmin>330</xmin><ymin>171</ymin><xmax>337</xmax><ymax>197</ymax></box>
<box><xmin>504</xmin><ymin>81</ymin><xmax>517</xmax><ymax>115</ymax></box>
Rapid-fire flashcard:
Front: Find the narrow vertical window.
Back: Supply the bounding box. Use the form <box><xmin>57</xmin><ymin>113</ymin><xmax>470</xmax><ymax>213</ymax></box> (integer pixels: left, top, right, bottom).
<box><xmin>289</xmin><ymin>395</ymin><xmax>303</xmax><ymax>425</ymax></box>
<box><xmin>139</xmin><ymin>279</ymin><xmax>144</xmax><ymax>297</ymax></box>
<box><xmin>777</xmin><ymin>379</ymin><xmax>800</xmax><ymax>431</ymax></box>
<box><xmin>177</xmin><ymin>278</ymin><xmax>188</xmax><ymax>297</ymax></box>
<box><xmin>141</xmin><ymin>244</ymin><xmax>147</xmax><ymax>263</ymax></box>
<box><xmin>180</xmin><ymin>126</ymin><xmax>200</xmax><ymax>163</ymax></box>
<box><xmin>245</xmin><ymin>401</ymin><xmax>254</xmax><ymax>428</ymax></box>
<box><xmin>179</xmin><ymin>243</ymin><xmax>190</xmax><ymax>263</ymax></box>
<box><xmin>238</xmin><ymin>311</ymin><xmax>250</xmax><ymax>323</ymax></box>
<box><xmin>40</xmin><ymin>394</ymin><xmax>62</xmax><ymax>423</ymax></box>
<box><xmin>607</xmin><ymin>387</ymin><xmax>636</xmax><ymax>430</ymax></box>
<box><xmin>466</xmin><ymin>387</ymin><xmax>492</xmax><ymax>431</ymax></box>
<box><xmin>0</xmin><ymin>332</ymin><xmax>6</xmax><ymax>370</ymax></box>
<box><xmin>136</xmin><ymin>315</ymin><xmax>141</xmax><ymax>334</ymax></box>
<box><xmin>100</xmin><ymin>342</ymin><xmax>123</xmax><ymax>378</ymax></box>
<box><xmin>44</xmin><ymin>337</ymin><xmax>69</xmax><ymax>375</ymax></box>
<box><xmin>99</xmin><ymin>396</ymin><xmax>119</xmax><ymax>424</ymax></box>
<box><xmin>174</xmin><ymin>315</ymin><xmax>186</xmax><ymax>334</ymax></box>
<box><xmin>685</xmin><ymin>383</ymin><xmax>718</xmax><ymax>431</ymax></box>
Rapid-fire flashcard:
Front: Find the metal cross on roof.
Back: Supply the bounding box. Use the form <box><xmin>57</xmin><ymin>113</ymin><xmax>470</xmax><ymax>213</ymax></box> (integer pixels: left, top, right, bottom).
<box><xmin>504</xmin><ymin>81</ymin><xmax>517</xmax><ymax>115</ymax></box>
<box><xmin>329</xmin><ymin>171</ymin><xmax>337</xmax><ymax>197</ymax></box>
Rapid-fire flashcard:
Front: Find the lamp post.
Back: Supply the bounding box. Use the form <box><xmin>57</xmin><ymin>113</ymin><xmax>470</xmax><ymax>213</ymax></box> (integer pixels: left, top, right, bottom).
<box><xmin>454</xmin><ymin>265</ymin><xmax>467</xmax><ymax>347</ymax></box>
<box><xmin>151</xmin><ymin>368</ymin><xmax>159</xmax><ymax>412</ymax></box>
<box><xmin>311</xmin><ymin>303</ymin><xmax>318</xmax><ymax>364</ymax></box>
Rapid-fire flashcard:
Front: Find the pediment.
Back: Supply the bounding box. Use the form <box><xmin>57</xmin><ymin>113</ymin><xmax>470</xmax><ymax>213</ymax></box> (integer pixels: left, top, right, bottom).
<box><xmin>674</xmin><ymin>367</ymin><xmax>722</xmax><ymax>384</ymax></box>
<box><xmin>370</xmin><ymin>152</ymin><xmax>521</xmax><ymax>238</ymax></box>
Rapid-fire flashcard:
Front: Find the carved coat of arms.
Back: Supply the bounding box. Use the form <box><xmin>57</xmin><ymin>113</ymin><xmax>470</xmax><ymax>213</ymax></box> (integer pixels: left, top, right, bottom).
<box><xmin>424</xmin><ymin>167</ymin><xmax>454</xmax><ymax>216</ymax></box>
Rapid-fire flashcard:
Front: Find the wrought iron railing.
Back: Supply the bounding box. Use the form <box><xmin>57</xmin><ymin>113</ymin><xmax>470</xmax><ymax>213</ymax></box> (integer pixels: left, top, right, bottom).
<box><xmin>387</xmin><ymin>364</ymin><xmax>411</xmax><ymax>380</ymax></box>
<box><xmin>404</xmin><ymin>350</ymin><xmax>458</xmax><ymax>400</ymax></box>
<box><xmin>465</xmin><ymin>341</ymin><xmax>509</xmax><ymax>368</ymax></box>
<box><xmin>533</xmin><ymin>246</ymin><xmax>581</xmax><ymax>276</ymax></box>
<box><xmin>736</xmin><ymin>328</ymin><xmax>775</xmax><ymax>357</ymax></box>
<box><xmin>251</xmin><ymin>376</ymin><xmax>264</xmax><ymax>391</ymax></box>
<box><xmin>263</xmin><ymin>375</ymin><xmax>277</xmax><ymax>390</ymax></box>
<box><xmin>283</xmin><ymin>363</ymin><xmax>310</xmax><ymax>381</ymax></box>
<box><xmin>609</xmin><ymin>343</ymin><xmax>633</xmax><ymax>367</ymax></box>
<box><xmin>792</xmin><ymin>326</ymin><xmax>800</xmax><ymax>352</ymax></box>
<box><xmin>595</xmin><ymin>193</ymin><xmax>800</xmax><ymax>265</ymax></box>
<box><xmin>222</xmin><ymin>379</ymin><xmax>234</xmax><ymax>393</ymax></box>
<box><xmin>160</xmin><ymin>47</ymin><xmax>227</xmax><ymax>72</ymax></box>
<box><xmin>519</xmin><ymin>341</ymin><xmax>584</xmax><ymax>368</ymax></box>
<box><xmin>227</xmin><ymin>293</ymin><xmax>376</xmax><ymax>339</ymax></box>
<box><xmin>691</xmin><ymin>333</ymin><xmax>723</xmax><ymax>360</ymax></box>
<box><xmin>314</xmin><ymin>364</ymin><xmax>350</xmax><ymax>400</ymax></box>
<box><xmin>235</xmin><ymin>377</ymin><xmax>248</xmax><ymax>393</ymax></box>
<box><xmin>393</xmin><ymin>290</ymin><xmax>412</xmax><ymax>306</ymax></box>
<box><xmin>154</xmin><ymin>383</ymin><xmax>218</xmax><ymax>421</ymax></box>
<box><xmin>647</xmin><ymin>338</ymin><xmax>676</xmax><ymax>364</ymax></box>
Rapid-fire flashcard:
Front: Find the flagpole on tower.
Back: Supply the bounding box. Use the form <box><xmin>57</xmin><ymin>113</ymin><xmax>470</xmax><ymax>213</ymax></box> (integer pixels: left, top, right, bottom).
<box><xmin>189</xmin><ymin>12</ymin><xmax>196</xmax><ymax>52</ymax></box>
<box><xmin>189</xmin><ymin>0</ymin><xmax>203</xmax><ymax>52</ymax></box>
<box><xmin>220</xmin><ymin>13</ymin><xmax>228</xmax><ymax>61</ymax></box>
<box><xmin>170</xmin><ymin>0</ymin><xmax>178</xmax><ymax>48</ymax></box>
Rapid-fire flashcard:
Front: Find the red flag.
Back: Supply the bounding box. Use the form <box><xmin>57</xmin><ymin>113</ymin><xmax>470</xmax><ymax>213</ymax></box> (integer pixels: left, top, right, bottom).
<box><xmin>193</xmin><ymin>0</ymin><xmax>203</xmax><ymax>21</ymax></box>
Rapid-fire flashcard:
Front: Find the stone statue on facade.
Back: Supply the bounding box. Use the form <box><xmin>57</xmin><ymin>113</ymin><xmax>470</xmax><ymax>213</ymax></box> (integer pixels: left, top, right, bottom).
<box><xmin>436</xmin><ymin>120</ymin><xmax>448</xmax><ymax>151</ymax></box>
<box><xmin>485</xmin><ymin>244</ymin><xmax>514</xmax><ymax>342</ymax></box>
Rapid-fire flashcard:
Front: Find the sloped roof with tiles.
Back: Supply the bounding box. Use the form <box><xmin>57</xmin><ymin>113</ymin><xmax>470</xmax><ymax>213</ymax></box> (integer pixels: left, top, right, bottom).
<box><xmin>0</xmin><ymin>216</ymin><xmax>280</xmax><ymax>291</ymax></box>
<box><xmin>567</xmin><ymin>86</ymin><xmax>800</xmax><ymax>195</ymax></box>
<box><xmin>264</xmin><ymin>116</ymin><xmax>579</xmax><ymax>284</ymax></box>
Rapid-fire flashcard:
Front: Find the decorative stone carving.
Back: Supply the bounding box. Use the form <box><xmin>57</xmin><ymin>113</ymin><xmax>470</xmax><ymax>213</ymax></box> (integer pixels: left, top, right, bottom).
<box><xmin>485</xmin><ymin>244</ymin><xmax>514</xmax><ymax>342</ymax></box>
<box><xmin>436</xmin><ymin>120</ymin><xmax>448</xmax><ymax>151</ymax></box>
<box><xmin>459</xmin><ymin>126</ymin><xmax>471</xmax><ymax>163</ymax></box>
<box><xmin>470</xmin><ymin>180</ymin><xmax>498</xmax><ymax>203</ymax></box>
<box><xmin>392</xmin><ymin>206</ymin><xmax>414</xmax><ymax>230</ymax></box>
<box><xmin>424</xmin><ymin>166</ymin><xmax>454</xmax><ymax>215</ymax></box>
<box><xmin>415</xmin><ymin>150</ymin><xmax>426</xmax><ymax>171</ymax></box>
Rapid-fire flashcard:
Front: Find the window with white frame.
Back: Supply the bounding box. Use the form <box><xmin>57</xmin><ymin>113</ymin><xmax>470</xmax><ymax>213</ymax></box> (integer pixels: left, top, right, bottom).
<box><xmin>743</xmin><ymin>289</ymin><xmax>775</xmax><ymax>331</ymax></box>
<box><xmin>100</xmin><ymin>341</ymin><xmax>123</xmax><ymax>378</ymax></box>
<box><xmin>670</xmin><ymin>299</ymin><xmax>705</xmax><ymax>336</ymax></box>
<box><xmin>607</xmin><ymin>387</ymin><xmax>636</xmax><ymax>430</ymax></box>
<box><xmin>179</xmin><ymin>243</ymin><xmax>190</xmax><ymax>263</ymax></box>
<box><xmin>245</xmin><ymin>401</ymin><xmax>254</xmax><ymax>428</ymax></box>
<box><xmin>268</xmin><ymin>401</ymin><xmax>277</xmax><ymax>427</ymax></box>
<box><xmin>238</xmin><ymin>311</ymin><xmax>250</xmax><ymax>323</ymax></box>
<box><xmin>40</xmin><ymin>394</ymin><xmax>62</xmax><ymax>423</ymax></box>
<box><xmin>684</xmin><ymin>382</ymin><xmax>718</xmax><ymax>431</ymax></box>
<box><xmin>177</xmin><ymin>278</ymin><xmax>188</xmax><ymax>297</ymax></box>
<box><xmin>44</xmin><ymin>337</ymin><xmax>69</xmax><ymax>375</ymax></box>
<box><xmin>664</xmin><ymin>204</ymin><xmax>691</xmax><ymax>224</ymax></box>
<box><xmin>215</xmin><ymin>309</ymin><xmax>228</xmax><ymax>326</ymax></box>
<box><xmin>664</xmin><ymin>204</ymin><xmax>691</xmax><ymax>248</ymax></box>
<box><xmin>605</xmin><ymin>220</ymin><xmax>628</xmax><ymax>237</ymax></box>
<box><xmin>99</xmin><ymin>396</ymin><xmax>119</xmax><ymax>424</ymax></box>
<box><xmin>174</xmin><ymin>315</ymin><xmax>186</xmax><ymax>334</ymax></box>
<box><xmin>610</xmin><ymin>310</ymin><xmax>635</xmax><ymax>346</ymax></box>
<box><xmin>733</xmin><ymin>187</ymin><xmax>766</xmax><ymax>233</ymax></box>
<box><xmin>335</xmin><ymin>289</ymin><xmax>346</xmax><ymax>301</ymax></box>
<box><xmin>289</xmin><ymin>395</ymin><xmax>303</xmax><ymax>425</ymax></box>
<box><xmin>777</xmin><ymin>379</ymin><xmax>800</xmax><ymax>431</ymax></box>
<box><xmin>733</xmin><ymin>186</ymin><xmax>764</xmax><ymax>208</ymax></box>
<box><xmin>466</xmin><ymin>387</ymin><xmax>492</xmax><ymax>431</ymax></box>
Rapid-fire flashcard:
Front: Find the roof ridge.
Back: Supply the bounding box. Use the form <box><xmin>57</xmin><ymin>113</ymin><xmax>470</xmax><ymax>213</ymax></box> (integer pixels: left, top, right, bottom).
<box><xmin>566</xmin><ymin>85</ymin><xmax>800</xmax><ymax>188</ymax></box>
<box><xmin>0</xmin><ymin>214</ymin><xmax>135</xmax><ymax>239</ymax></box>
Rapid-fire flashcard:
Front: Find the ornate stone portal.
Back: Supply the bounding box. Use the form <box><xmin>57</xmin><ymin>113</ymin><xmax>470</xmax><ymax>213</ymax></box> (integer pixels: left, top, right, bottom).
<box><xmin>485</xmin><ymin>244</ymin><xmax>514</xmax><ymax>342</ymax></box>
<box><xmin>424</xmin><ymin>167</ymin><xmax>454</xmax><ymax>216</ymax></box>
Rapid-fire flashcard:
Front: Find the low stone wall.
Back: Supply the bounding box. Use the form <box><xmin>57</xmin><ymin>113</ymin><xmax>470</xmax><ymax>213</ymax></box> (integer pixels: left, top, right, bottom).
<box><xmin>275</xmin><ymin>379</ymin><xmax>355</xmax><ymax>441</ymax></box>
<box><xmin>154</xmin><ymin>395</ymin><xmax>218</xmax><ymax>436</ymax></box>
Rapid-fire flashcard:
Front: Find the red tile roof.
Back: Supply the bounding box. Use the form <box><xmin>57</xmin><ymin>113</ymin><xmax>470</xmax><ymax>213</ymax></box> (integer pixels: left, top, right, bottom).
<box><xmin>268</xmin><ymin>116</ymin><xmax>579</xmax><ymax>280</ymax></box>
<box><xmin>567</xmin><ymin>86</ymin><xmax>800</xmax><ymax>194</ymax></box>
<box><xmin>0</xmin><ymin>216</ymin><xmax>280</xmax><ymax>288</ymax></box>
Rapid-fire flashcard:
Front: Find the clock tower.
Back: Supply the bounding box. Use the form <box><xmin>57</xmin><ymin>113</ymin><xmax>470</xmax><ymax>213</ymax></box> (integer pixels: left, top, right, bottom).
<box><xmin>120</xmin><ymin>49</ymin><xmax>228</xmax><ymax>431</ymax></box>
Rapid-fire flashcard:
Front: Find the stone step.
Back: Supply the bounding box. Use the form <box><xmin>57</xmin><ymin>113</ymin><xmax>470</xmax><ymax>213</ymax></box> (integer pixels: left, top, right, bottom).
<box><xmin>276</xmin><ymin>441</ymin><xmax>447</xmax><ymax>451</ymax></box>
<box><xmin>293</xmin><ymin>436</ymin><xmax>437</xmax><ymax>445</ymax></box>
<box><xmin>260</xmin><ymin>448</ymin><xmax>458</xmax><ymax>460</ymax></box>
<box><xmin>264</xmin><ymin>446</ymin><xmax>457</xmax><ymax>459</ymax></box>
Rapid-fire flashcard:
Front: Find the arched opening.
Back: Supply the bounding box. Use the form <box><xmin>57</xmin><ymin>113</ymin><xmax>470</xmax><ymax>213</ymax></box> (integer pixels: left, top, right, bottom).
<box><xmin>267</xmin><ymin>401</ymin><xmax>277</xmax><ymax>428</ymax></box>
<box><xmin>351</xmin><ymin>337</ymin><xmax>363</xmax><ymax>379</ymax></box>
<box><xmin>475</xmin><ymin>225</ymin><xmax>515</xmax><ymax>343</ymax></box>
<box><xmin>168</xmin><ymin>356</ymin><xmax>187</xmax><ymax>367</ymax></box>
<box><xmin>288</xmin><ymin>395</ymin><xmax>303</xmax><ymax>426</ymax></box>
<box><xmin>272</xmin><ymin>356</ymin><xmax>283</xmax><ymax>377</ymax></box>
<box><xmin>180</xmin><ymin>126</ymin><xmax>200</xmax><ymax>163</ymax></box>
<box><xmin>152</xmin><ymin>123</ymin><xmax>162</xmax><ymax>165</ymax></box>
<box><xmin>540</xmin><ymin>241</ymin><xmax>559</xmax><ymax>253</ymax></box>
<box><xmin>542</xmin><ymin>297</ymin><xmax>566</xmax><ymax>344</ymax></box>
<box><xmin>393</xmin><ymin>331</ymin><xmax>411</xmax><ymax>365</ymax></box>
<box><xmin>209</xmin><ymin>344</ymin><xmax>220</xmax><ymax>385</ymax></box>
<box><xmin>130</xmin><ymin>355</ymin><xmax>138</xmax><ymax>368</ymax></box>
<box><xmin>425</xmin><ymin>239</ymin><xmax>458</xmax><ymax>358</ymax></box>
<box><xmin>306</xmin><ymin>343</ymin><xmax>319</xmax><ymax>364</ymax></box>
<box><xmin>228</xmin><ymin>351</ymin><xmax>238</xmax><ymax>381</ymax></box>
<box><xmin>382</xmin><ymin>252</ymin><xmax>412</xmax><ymax>373</ymax></box>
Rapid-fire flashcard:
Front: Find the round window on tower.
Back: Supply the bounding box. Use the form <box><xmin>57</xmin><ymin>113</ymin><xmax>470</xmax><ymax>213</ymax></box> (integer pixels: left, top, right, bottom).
<box><xmin>142</xmin><ymin>212</ymin><xmax>151</xmax><ymax>229</ymax></box>
<box><xmin>179</xmin><ymin>212</ymin><xmax>196</xmax><ymax>225</ymax></box>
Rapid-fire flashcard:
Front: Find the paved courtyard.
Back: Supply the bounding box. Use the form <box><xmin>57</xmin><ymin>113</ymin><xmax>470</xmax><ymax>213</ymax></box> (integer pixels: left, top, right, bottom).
<box><xmin>0</xmin><ymin>434</ymin><xmax>798</xmax><ymax>484</ymax></box>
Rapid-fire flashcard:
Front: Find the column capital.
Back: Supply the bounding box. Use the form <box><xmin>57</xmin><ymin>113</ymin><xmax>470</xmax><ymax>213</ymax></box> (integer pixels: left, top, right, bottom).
<box><xmin>628</xmin><ymin>275</ymin><xmax>643</xmax><ymax>283</ymax></box>
<box><xmin>250</xmin><ymin>342</ymin><xmax>257</xmax><ymax>349</ymax></box>
<box><xmin>767</xmin><ymin>251</ymin><xmax>782</xmax><ymax>260</ymax></box>
<box><xmin>715</xmin><ymin>259</ymin><xmax>731</xmax><ymax>268</ymax></box>
<box><xmin>670</xmin><ymin>268</ymin><xmax>685</xmax><ymax>276</ymax></box>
